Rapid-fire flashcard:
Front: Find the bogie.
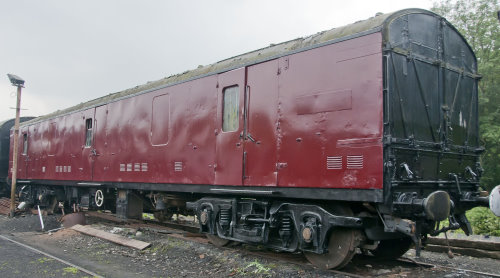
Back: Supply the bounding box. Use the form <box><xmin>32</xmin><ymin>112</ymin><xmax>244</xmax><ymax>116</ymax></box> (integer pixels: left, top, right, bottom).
<box><xmin>187</xmin><ymin>198</ymin><xmax>365</xmax><ymax>269</ymax></box>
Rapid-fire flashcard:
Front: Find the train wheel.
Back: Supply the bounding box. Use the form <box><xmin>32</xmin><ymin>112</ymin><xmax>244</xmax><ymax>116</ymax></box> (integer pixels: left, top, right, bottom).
<box><xmin>154</xmin><ymin>210</ymin><xmax>174</xmax><ymax>222</ymax></box>
<box><xmin>371</xmin><ymin>237</ymin><xmax>413</xmax><ymax>259</ymax></box>
<box><xmin>206</xmin><ymin>234</ymin><xmax>231</xmax><ymax>247</ymax></box>
<box><xmin>304</xmin><ymin>205</ymin><xmax>358</xmax><ymax>269</ymax></box>
<box><xmin>45</xmin><ymin>196</ymin><xmax>58</xmax><ymax>215</ymax></box>
<box><xmin>206</xmin><ymin>212</ymin><xmax>231</xmax><ymax>247</ymax></box>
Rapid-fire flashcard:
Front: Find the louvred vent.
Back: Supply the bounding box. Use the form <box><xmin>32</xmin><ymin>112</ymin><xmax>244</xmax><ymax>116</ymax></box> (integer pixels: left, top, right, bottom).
<box><xmin>327</xmin><ymin>156</ymin><xmax>342</xmax><ymax>170</ymax></box>
<box><xmin>174</xmin><ymin>161</ymin><xmax>183</xmax><ymax>172</ymax></box>
<box><xmin>347</xmin><ymin>155</ymin><xmax>363</xmax><ymax>169</ymax></box>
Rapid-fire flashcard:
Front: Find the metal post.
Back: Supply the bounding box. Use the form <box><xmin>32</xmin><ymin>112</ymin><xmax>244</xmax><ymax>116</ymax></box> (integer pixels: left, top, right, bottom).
<box><xmin>8</xmin><ymin>77</ymin><xmax>23</xmax><ymax>218</ymax></box>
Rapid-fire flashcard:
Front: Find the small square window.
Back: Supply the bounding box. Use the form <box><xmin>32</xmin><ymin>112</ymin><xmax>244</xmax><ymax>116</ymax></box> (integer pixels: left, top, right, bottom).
<box><xmin>222</xmin><ymin>86</ymin><xmax>239</xmax><ymax>132</ymax></box>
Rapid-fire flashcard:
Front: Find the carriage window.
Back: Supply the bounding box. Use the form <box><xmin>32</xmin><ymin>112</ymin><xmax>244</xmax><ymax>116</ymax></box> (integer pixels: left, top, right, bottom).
<box><xmin>85</xmin><ymin>118</ymin><xmax>92</xmax><ymax>147</ymax></box>
<box><xmin>222</xmin><ymin>86</ymin><xmax>239</xmax><ymax>132</ymax></box>
<box><xmin>22</xmin><ymin>133</ymin><xmax>28</xmax><ymax>155</ymax></box>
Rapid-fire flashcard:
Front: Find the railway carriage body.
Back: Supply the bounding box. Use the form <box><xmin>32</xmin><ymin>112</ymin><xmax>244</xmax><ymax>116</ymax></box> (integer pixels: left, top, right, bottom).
<box><xmin>0</xmin><ymin>117</ymin><xmax>35</xmax><ymax>196</ymax></box>
<box><xmin>9</xmin><ymin>9</ymin><xmax>490</xmax><ymax>269</ymax></box>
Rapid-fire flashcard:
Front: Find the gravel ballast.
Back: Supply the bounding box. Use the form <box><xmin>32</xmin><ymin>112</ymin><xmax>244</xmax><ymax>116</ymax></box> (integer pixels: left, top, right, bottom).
<box><xmin>0</xmin><ymin>213</ymin><xmax>498</xmax><ymax>278</ymax></box>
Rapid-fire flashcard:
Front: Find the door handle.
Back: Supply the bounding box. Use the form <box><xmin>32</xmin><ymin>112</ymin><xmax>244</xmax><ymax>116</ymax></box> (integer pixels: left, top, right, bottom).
<box><xmin>242</xmin><ymin>151</ymin><xmax>247</xmax><ymax>181</ymax></box>
<box><xmin>246</xmin><ymin>133</ymin><xmax>256</xmax><ymax>143</ymax></box>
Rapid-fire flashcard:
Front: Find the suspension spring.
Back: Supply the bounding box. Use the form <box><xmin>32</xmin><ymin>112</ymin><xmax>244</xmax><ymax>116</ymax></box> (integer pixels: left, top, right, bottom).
<box><xmin>219</xmin><ymin>209</ymin><xmax>231</xmax><ymax>227</ymax></box>
<box><xmin>280</xmin><ymin>216</ymin><xmax>292</xmax><ymax>236</ymax></box>
<box><xmin>279</xmin><ymin>216</ymin><xmax>293</xmax><ymax>247</ymax></box>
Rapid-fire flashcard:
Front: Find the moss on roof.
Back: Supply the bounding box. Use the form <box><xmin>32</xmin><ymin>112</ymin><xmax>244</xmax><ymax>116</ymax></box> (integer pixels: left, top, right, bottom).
<box><xmin>23</xmin><ymin>9</ymin><xmax>433</xmax><ymax>126</ymax></box>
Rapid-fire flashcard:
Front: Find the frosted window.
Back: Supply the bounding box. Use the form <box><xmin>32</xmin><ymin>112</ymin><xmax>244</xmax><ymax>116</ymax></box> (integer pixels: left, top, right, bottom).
<box><xmin>222</xmin><ymin>86</ymin><xmax>239</xmax><ymax>132</ymax></box>
<box><xmin>85</xmin><ymin>118</ymin><xmax>92</xmax><ymax>147</ymax></box>
<box><xmin>22</xmin><ymin>133</ymin><xmax>28</xmax><ymax>155</ymax></box>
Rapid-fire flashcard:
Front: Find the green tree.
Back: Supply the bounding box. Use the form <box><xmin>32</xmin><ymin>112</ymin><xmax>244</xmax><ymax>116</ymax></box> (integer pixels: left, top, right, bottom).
<box><xmin>432</xmin><ymin>0</ymin><xmax>500</xmax><ymax>192</ymax></box>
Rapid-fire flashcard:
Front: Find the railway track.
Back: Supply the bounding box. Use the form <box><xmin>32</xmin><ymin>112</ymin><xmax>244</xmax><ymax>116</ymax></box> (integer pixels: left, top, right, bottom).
<box><xmin>85</xmin><ymin>211</ymin><xmax>500</xmax><ymax>278</ymax></box>
<box><xmin>219</xmin><ymin>242</ymin><xmax>500</xmax><ymax>278</ymax></box>
<box><xmin>0</xmin><ymin>234</ymin><xmax>103</xmax><ymax>278</ymax></box>
<box><xmin>398</xmin><ymin>257</ymin><xmax>500</xmax><ymax>278</ymax></box>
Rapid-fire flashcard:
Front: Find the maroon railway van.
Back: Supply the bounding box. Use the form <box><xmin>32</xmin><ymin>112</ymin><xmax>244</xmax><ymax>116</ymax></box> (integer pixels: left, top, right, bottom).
<box><xmin>10</xmin><ymin>9</ymin><xmax>494</xmax><ymax>269</ymax></box>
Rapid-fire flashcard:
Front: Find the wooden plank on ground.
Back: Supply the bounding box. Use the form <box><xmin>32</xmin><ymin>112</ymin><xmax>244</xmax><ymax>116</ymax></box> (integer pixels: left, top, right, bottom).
<box><xmin>71</xmin><ymin>224</ymin><xmax>151</xmax><ymax>250</ymax></box>
<box><xmin>427</xmin><ymin>237</ymin><xmax>500</xmax><ymax>251</ymax></box>
<box><xmin>425</xmin><ymin>244</ymin><xmax>500</xmax><ymax>260</ymax></box>
<box><xmin>139</xmin><ymin>227</ymin><xmax>182</xmax><ymax>235</ymax></box>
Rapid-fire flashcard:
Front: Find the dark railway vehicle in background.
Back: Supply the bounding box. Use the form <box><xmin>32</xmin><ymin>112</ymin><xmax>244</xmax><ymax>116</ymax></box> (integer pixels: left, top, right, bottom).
<box><xmin>8</xmin><ymin>9</ymin><xmax>497</xmax><ymax>269</ymax></box>
<box><xmin>0</xmin><ymin>117</ymin><xmax>35</xmax><ymax>196</ymax></box>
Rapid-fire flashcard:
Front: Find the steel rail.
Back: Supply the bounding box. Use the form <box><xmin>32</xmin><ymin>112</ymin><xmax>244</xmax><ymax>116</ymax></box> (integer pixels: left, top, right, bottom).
<box><xmin>88</xmin><ymin>212</ymin><xmax>500</xmax><ymax>277</ymax></box>
<box><xmin>398</xmin><ymin>257</ymin><xmax>500</xmax><ymax>278</ymax></box>
<box><xmin>142</xmin><ymin>219</ymin><xmax>500</xmax><ymax>277</ymax></box>
<box><xmin>225</xmin><ymin>246</ymin><xmax>366</xmax><ymax>278</ymax></box>
<box><xmin>0</xmin><ymin>234</ymin><xmax>103</xmax><ymax>278</ymax></box>
<box><xmin>89</xmin><ymin>213</ymin><xmax>365</xmax><ymax>277</ymax></box>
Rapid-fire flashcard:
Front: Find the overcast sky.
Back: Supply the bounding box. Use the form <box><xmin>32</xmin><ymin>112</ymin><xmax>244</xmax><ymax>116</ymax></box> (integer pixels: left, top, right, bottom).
<box><xmin>0</xmin><ymin>0</ymin><xmax>434</xmax><ymax>121</ymax></box>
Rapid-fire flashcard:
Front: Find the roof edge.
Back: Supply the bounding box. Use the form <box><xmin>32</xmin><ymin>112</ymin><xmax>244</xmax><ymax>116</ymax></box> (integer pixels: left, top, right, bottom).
<box><xmin>24</xmin><ymin>9</ymin><xmax>430</xmax><ymax>126</ymax></box>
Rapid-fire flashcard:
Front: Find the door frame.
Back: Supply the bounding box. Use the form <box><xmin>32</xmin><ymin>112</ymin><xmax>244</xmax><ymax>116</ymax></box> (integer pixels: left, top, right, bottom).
<box><xmin>214</xmin><ymin>68</ymin><xmax>246</xmax><ymax>185</ymax></box>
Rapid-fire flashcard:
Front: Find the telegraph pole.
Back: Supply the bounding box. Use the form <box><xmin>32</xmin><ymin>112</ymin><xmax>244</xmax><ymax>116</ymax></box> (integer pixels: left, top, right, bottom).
<box><xmin>7</xmin><ymin>74</ymin><xmax>25</xmax><ymax>218</ymax></box>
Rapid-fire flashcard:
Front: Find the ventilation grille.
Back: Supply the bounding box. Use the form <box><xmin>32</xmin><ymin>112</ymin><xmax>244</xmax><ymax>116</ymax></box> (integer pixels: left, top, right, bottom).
<box><xmin>134</xmin><ymin>163</ymin><xmax>141</xmax><ymax>172</ymax></box>
<box><xmin>120</xmin><ymin>162</ymin><xmax>148</xmax><ymax>172</ymax></box>
<box><xmin>174</xmin><ymin>161</ymin><xmax>183</xmax><ymax>172</ymax></box>
<box><xmin>56</xmin><ymin>165</ymin><xmax>72</xmax><ymax>173</ymax></box>
<box><xmin>327</xmin><ymin>156</ymin><xmax>342</xmax><ymax>170</ymax></box>
<box><xmin>347</xmin><ymin>155</ymin><xmax>363</xmax><ymax>169</ymax></box>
